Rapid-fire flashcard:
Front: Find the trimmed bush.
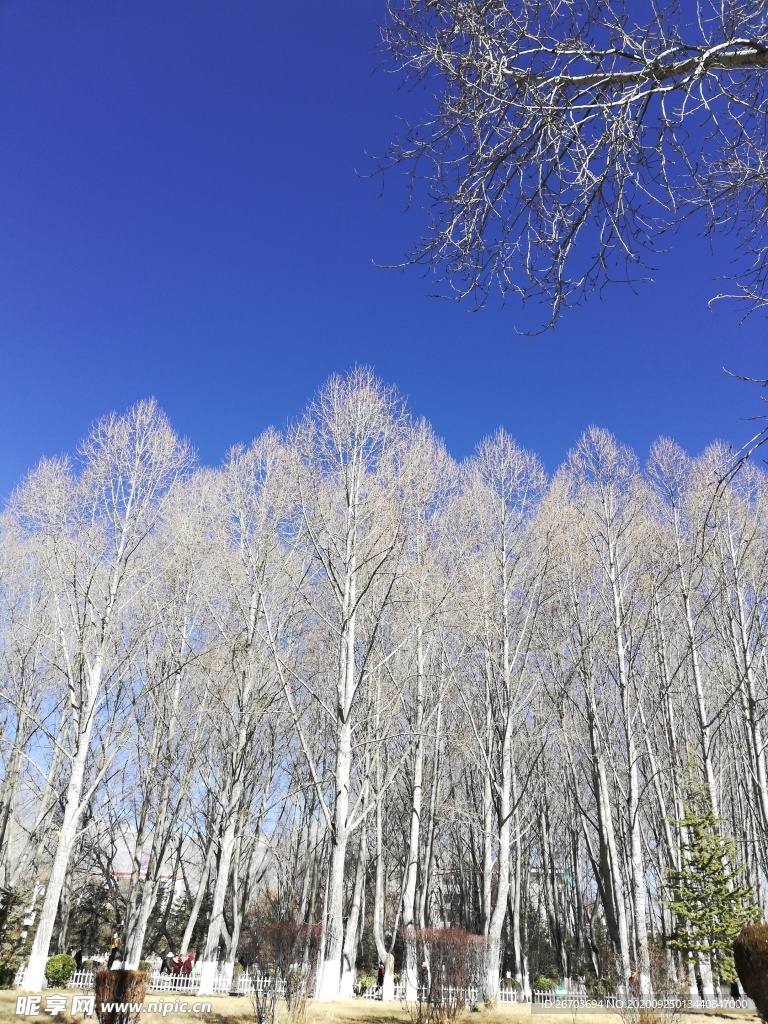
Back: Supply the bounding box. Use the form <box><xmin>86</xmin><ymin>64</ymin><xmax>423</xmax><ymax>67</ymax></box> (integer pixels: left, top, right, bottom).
<box><xmin>95</xmin><ymin>969</ymin><xmax>148</xmax><ymax>1024</ymax></box>
<box><xmin>734</xmin><ymin>924</ymin><xmax>768</xmax><ymax>1021</ymax></box>
<box><xmin>95</xmin><ymin>970</ymin><xmax>121</xmax><ymax>1024</ymax></box>
<box><xmin>45</xmin><ymin>954</ymin><xmax>77</xmax><ymax>987</ymax></box>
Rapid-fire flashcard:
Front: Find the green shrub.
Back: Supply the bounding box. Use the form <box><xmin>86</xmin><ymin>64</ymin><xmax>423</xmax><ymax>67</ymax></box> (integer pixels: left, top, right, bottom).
<box><xmin>45</xmin><ymin>954</ymin><xmax>77</xmax><ymax>987</ymax></box>
<box><xmin>534</xmin><ymin>976</ymin><xmax>556</xmax><ymax>991</ymax></box>
<box><xmin>734</xmin><ymin>924</ymin><xmax>768</xmax><ymax>1021</ymax></box>
<box><xmin>355</xmin><ymin>972</ymin><xmax>377</xmax><ymax>994</ymax></box>
<box><xmin>0</xmin><ymin>959</ymin><xmax>20</xmax><ymax>989</ymax></box>
<box><xmin>138</xmin><ymin>961</ymin><xmax>151</xmax><ymax>974</ymax></box>
<box><xmin>587</xmin><ymin>977</ymin><xmax>616</xmax><ymax>998</ymax></box>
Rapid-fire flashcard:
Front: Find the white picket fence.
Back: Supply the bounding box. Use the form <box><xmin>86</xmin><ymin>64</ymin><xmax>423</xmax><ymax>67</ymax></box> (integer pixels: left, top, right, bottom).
<box><xmin>360</xmin><ymin>982</ymin><xmax>516</xmax><ymax>1005</ymax></box>
<box><xmin>147</xmin><ymin>971</ymin><xmax>200</xmax><ymax>993</ymax></box>
<box><xmin>359</xmin><ymin>982</ymin><xmax>409</xmax><ymax>1000</ymax></box>
<box><xmin>430</xmin><ymin>985</ymin><xmax>481</xmax><ymax>1005</ymax></box>
<box><xmin>9</xmin><ymin>964</ymin><xmax>520</xmax><ymax>1004</ymax></box>
<box><xmin>498</xmin><ymin>987</ymin><xmax>519</xmax><ymax>1003</ymax></box>
<box><xmin>68</xmin><ymin>970</ymin><xmax>94</xmax><ymax>989</ymax></box>
<box><xmin>399</xmin><ymin>984</ymin><xmax>517</xmax><ymax>1005</ymax></box>
<box><xmin>234</xmin><ymin>973</ymin><xmax>286</xmax><ymax>996</ymax></box>
<box><xmin>13</xmin><ymin>965</ymin><xmax>216</xmax><ymax>995</ymax></box>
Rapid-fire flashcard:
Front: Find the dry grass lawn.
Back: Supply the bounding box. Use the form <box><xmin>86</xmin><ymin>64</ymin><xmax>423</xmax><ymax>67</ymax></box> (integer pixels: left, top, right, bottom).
<box><xmin>0</xmin><ymin>991</ymin><xmax>759</xmax><ymax>1024</ymax></box>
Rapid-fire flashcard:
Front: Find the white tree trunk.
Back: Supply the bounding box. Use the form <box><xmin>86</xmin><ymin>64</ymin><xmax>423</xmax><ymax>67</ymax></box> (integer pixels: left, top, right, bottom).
<box><xmin>198</xmin><ymin>790</ymin><xmax>241</xmax><ymax>993</ymax></box>
<box><xmin>340</xmin><ymin>838</ymin><xmax>366</xmax><ymax>998</ymax></box>
<box><xmin>316</xmin><ymin>710</ymin><xmax>352</xmax><ymax>1000</ymax></box>
<box><xmin>23</xmin><ymin>687</ymin><xmax>97</xmax><ymax>991</ymax></box>
<box><xmin>402</xmin><ymin>625</ymin><xmax>426</xmax><ymax>1002</ymax></box>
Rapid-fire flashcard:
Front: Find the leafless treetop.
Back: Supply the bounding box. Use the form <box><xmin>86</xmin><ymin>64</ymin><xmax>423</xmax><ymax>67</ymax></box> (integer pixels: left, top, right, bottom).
<box><xmin>380</xmin><ymin>0</ymin><xmax>768</xmax><ymax>326</ymax></box>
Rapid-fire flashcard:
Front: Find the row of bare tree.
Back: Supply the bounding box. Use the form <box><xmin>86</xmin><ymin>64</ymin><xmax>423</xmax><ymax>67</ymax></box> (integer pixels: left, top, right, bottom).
<box><xmin>1</xmin><ymin>370</ymin><xmax>766</xmax><ymax>999</ymax></box>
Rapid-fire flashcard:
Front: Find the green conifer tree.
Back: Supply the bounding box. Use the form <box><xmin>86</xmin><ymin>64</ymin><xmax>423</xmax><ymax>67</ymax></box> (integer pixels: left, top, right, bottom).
<box><xmin>667</xmin><ymin>803</ymin><xmax>754</xmax><ymax>988</ymax></box>
<box><xmin>0</xmin><ymin>885</ymin><xmax>34</xmax><ymax>986</ymax></box>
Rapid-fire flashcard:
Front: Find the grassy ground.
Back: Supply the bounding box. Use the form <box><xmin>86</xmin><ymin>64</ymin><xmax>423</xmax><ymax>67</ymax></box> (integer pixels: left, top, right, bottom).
<box><xmin>0</xmin><ymin>992</ymin><xmax>759</xmax><ymax>1024</ymax></box>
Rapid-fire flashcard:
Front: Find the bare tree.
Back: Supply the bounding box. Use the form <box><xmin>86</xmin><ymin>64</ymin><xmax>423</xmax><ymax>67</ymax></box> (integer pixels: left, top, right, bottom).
<box><xmin>380</xmin><ymin>0</ymin><xmax>768</xmax><ymax>325</ymax></box>
<box><xmin>284</xmin><ymin>369</ymin><xmax>413</xmax><ymax>1000</ymax></box>
<box><xmin>0</xmin><ymin>517</ymin><xmax>56</xmax><ymax>888</ymax></box>
<box><xmin>12</xmin><ymin>399</ymin><xmax>193</xmax><ymax>991</ymax></box>
<box><xmin>121</xmin><ymin>473</ymin><xmax>214</xmax><ymax>969</ymax></box>
<box><xmin>561</xmin><ymin>429</ymin><xmax>653</xmax><ymax>995</ymax></box>
<box><xmin>457</xmin><ymin>430</ymin><xmax>547</xmax><ymax>1000</ymax></box>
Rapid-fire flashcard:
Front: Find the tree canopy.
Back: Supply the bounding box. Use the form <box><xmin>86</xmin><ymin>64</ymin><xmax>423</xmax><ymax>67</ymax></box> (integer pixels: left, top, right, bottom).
<box><xmin>380</xmin><ymin>0</ymin><xmax>768</xmax><ymax>326</ymax></box>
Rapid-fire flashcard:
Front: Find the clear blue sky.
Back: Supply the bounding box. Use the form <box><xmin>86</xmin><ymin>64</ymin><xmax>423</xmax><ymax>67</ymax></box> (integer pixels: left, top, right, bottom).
<box><xmin>1</xmin><ymin>0</ymin><xmax>765</xmax><ymax>501</ymax></box>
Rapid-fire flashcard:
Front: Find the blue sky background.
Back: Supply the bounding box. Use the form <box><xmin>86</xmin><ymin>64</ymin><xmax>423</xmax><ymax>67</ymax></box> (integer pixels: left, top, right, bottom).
<box><xmin>1</xmin><ymin>0</ymin><xmax>765</xmax><ymax>501</ymax></box>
